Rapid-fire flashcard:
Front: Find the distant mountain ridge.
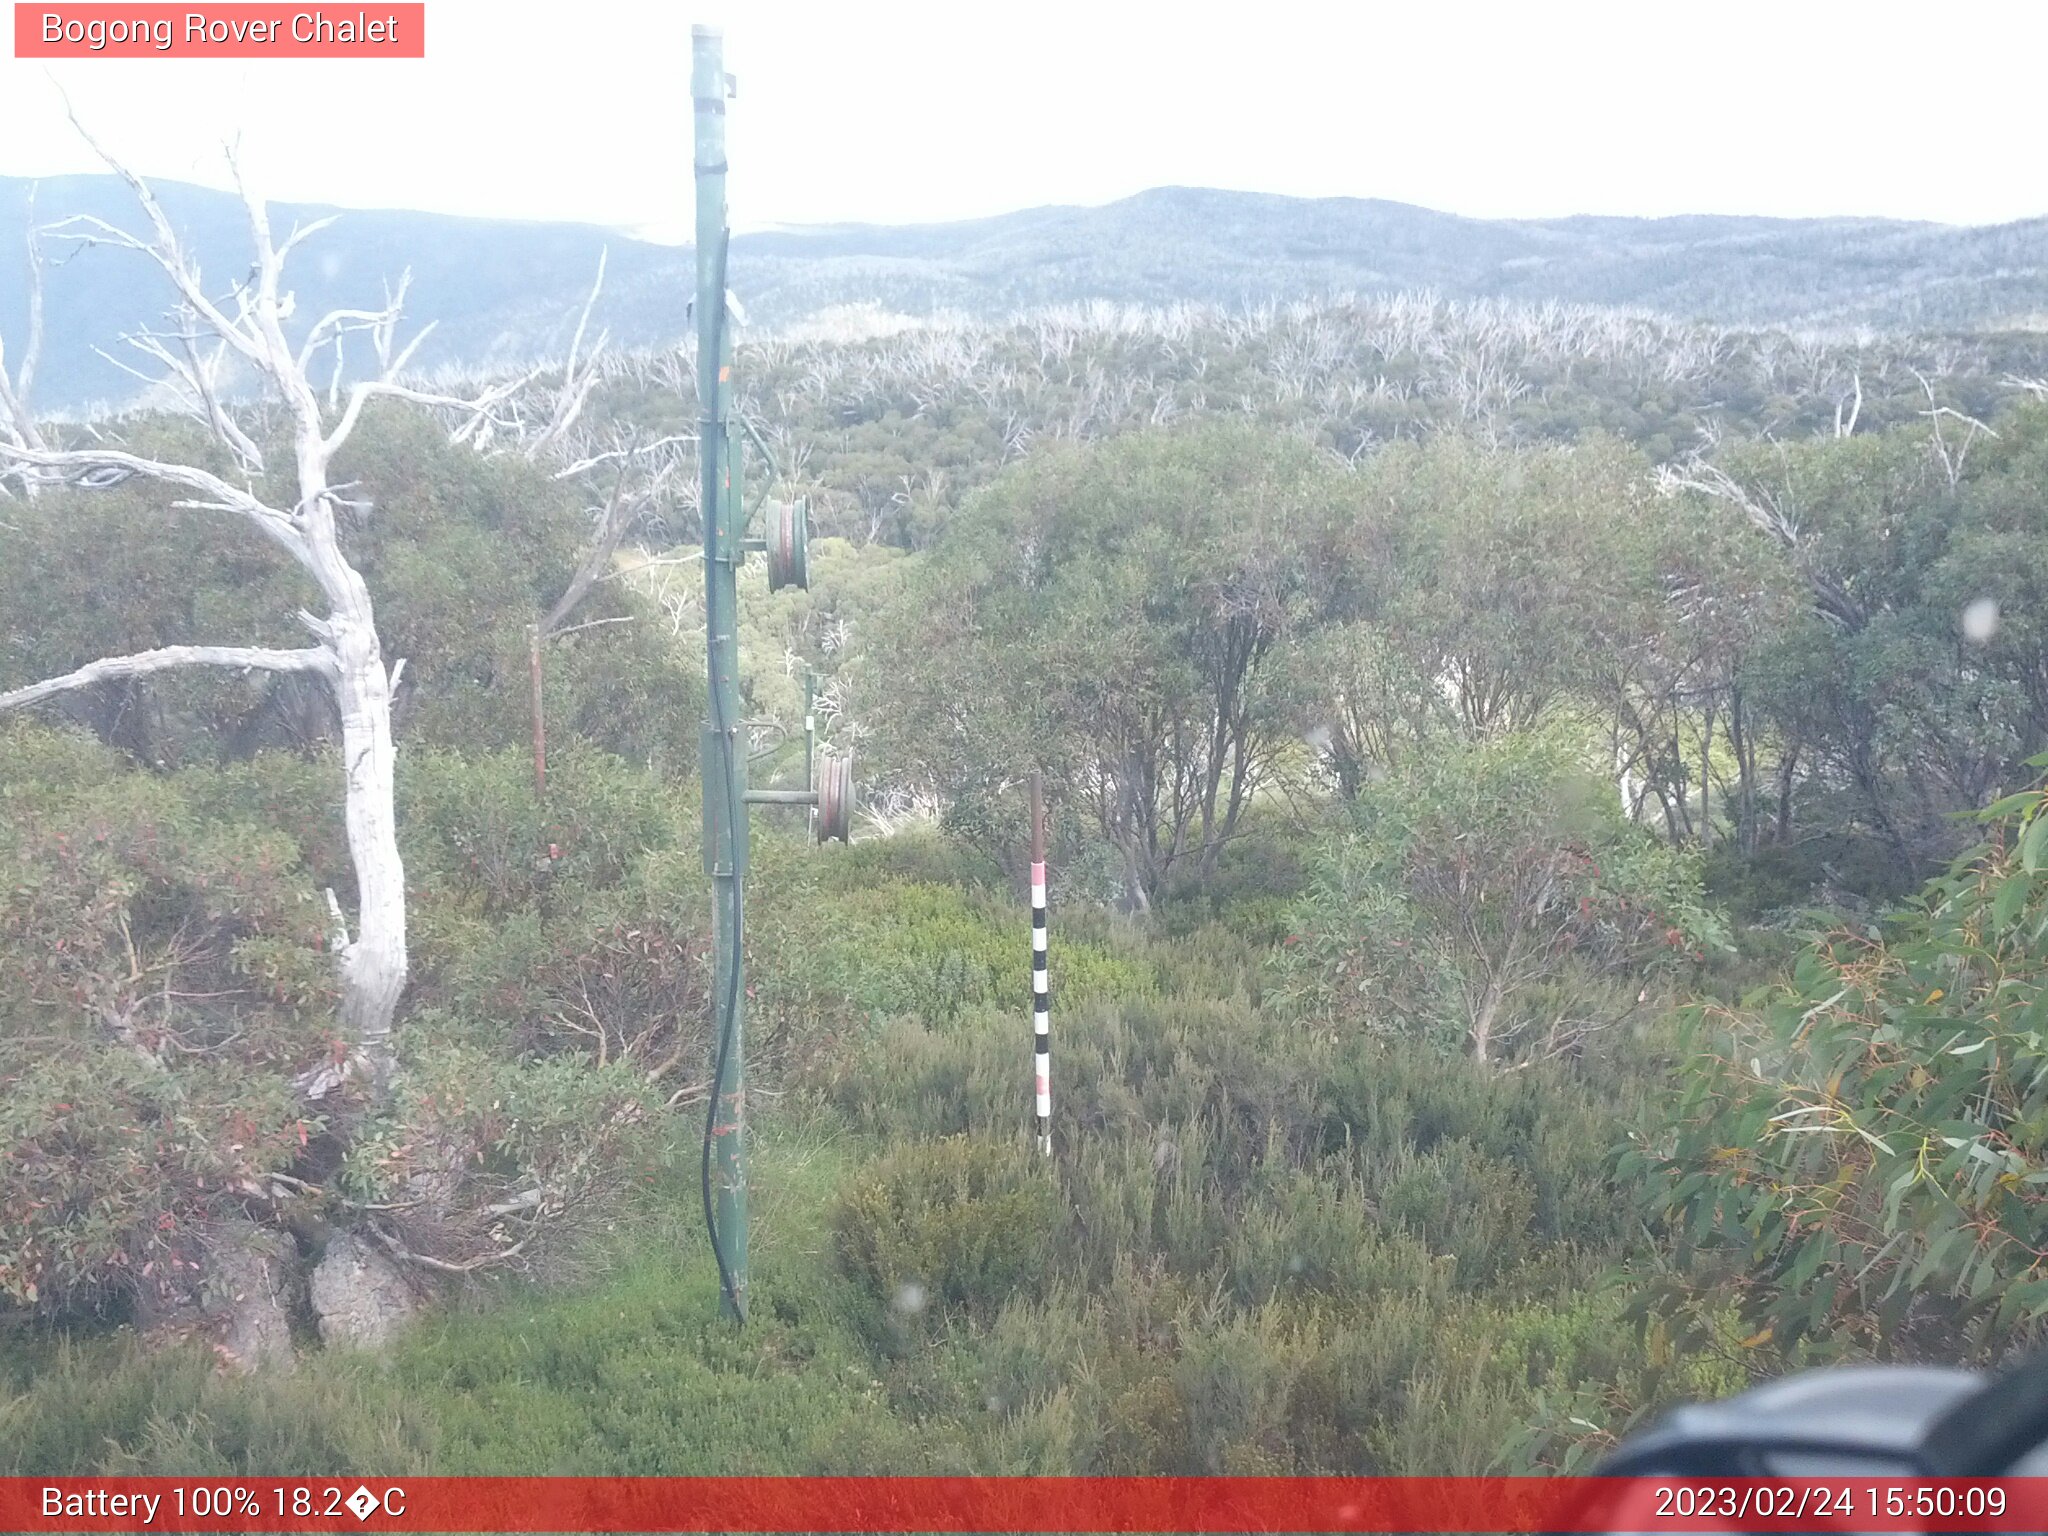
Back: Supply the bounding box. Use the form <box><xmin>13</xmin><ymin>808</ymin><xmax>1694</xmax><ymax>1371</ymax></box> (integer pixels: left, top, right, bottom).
<box><xmin>6</xmin><ymin>177</ymin><xmax>2048</xmax><ymax>412</ymax></box>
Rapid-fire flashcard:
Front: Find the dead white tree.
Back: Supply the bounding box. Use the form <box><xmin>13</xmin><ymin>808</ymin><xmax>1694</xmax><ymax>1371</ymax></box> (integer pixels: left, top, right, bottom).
<box><xmin>0</xmin><ymin>130</ymin><xmax>530</xmax><ymax>1101</ymax></box>
<box><xmin>1657</xmin><ymin>451</ymin><xmax>1867</xmax><ymax>632</ymax></box>
<box><xmin>0</xmin><ymin>183</ymin><xmax>50</xmax><ymax>490</ymax></box>
<box><xmin>1833</xmin><ymin>370</ymin><xmax>1862</xmax><ymax>439</ymax></box>
<box><xmin>519</xmin><ymin>249</ymin><xmax>609</xmax><ymax>463</ymax></box>
<box><xmin>523</xmin><ymin>425</ymin><xmax>688</xmax><ymax>795</ymax></box>
<box><xmin>1910</xmin><ymin>366</ymin><xmax>1997</xmax><ymax>489</ymax></box>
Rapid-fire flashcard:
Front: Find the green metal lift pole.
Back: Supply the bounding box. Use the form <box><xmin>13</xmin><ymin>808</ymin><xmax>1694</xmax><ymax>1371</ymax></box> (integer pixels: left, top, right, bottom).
<box><xmin>693</xmin><ymin>22</ymin><xmax>748</xmax><ymax>1323</ymax></box>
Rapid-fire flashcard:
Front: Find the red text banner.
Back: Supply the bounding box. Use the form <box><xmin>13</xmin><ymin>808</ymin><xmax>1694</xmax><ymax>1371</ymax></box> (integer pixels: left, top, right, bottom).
<box><xmin>14</xmin><ymin>5</ymin><xmax>425</xmax><ymax>58</ymax></box>
<box><xmin>6</xmin><ymin>1476</ymin><xmax>2048</xmax><ymax>1533</ymax></box>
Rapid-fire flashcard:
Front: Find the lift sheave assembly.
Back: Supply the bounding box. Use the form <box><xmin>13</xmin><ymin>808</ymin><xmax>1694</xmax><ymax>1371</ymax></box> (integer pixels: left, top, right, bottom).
<box><xmin>694</xmin><ymin>24</ymin><xmax>852</xmax><ymax>1326</ymax></box>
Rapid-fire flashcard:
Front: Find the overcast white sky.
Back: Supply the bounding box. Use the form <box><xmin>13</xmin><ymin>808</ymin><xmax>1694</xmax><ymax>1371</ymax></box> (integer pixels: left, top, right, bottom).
<box><xmin>2</xmin><ymin>0</ymin><xmax>2044</xmax><ymax>239</ymax></box>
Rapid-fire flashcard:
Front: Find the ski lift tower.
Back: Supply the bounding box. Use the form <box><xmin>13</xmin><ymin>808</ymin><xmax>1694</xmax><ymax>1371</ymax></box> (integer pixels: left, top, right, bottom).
<box><xmin>692</xmin><ymin>24</ymin><xmax>853</xmax><ymax>1324</ymax></box>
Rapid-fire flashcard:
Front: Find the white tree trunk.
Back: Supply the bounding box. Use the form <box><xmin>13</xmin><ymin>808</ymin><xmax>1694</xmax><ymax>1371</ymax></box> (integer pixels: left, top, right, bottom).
<box><xmin>293</xmin><ymin>407</ymin><xmax>409</xmax><ymax>1092</ymax></box>
<box><xmin>1614</xmin><ymin>734</ymin><xmax>1638</xmax><ymax>823</ymax></box>
<box><xmin>1469</xmin><ymin>991</ymin><xmax>1497</xmax><ymax>1066</ymax></box>
<box><xmin>332</xmin><ymin>608</ymin><xmax>407</xmax><ymax>1091</ymax></box>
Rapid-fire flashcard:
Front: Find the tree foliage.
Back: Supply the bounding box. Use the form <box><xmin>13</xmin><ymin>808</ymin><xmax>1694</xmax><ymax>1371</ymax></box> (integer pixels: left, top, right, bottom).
<box><xmin>870</xmin><ymin>422</ymin><xmax>1346</xmax><ymax>907</ymax></box>
<box><xmin>0</xmin><ymin>724</ymin><xmax>333</xmax><ymax>1313</ymax></box>
<box><xmin>1283</xmin><ymin>732</ymin><xmax>1718</xmax><ymax>1064</ymax></box>
<box><xmin>1642</xmin><ymin>767</ymin><xmax>2048</xmax><ymax>1361</ymax></box>
<box><xmin>0</xmin><ymin>407</ymin><xmax>699</xmax><ymax>774</ymax></box>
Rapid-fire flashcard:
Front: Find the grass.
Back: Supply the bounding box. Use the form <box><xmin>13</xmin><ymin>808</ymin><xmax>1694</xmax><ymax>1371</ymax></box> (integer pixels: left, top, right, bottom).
<box><xmin>0</xmin><ymin>1117</ymin><xmax>954</xmax><ymax>1476</ymax></box>
<box><xmin>2</xmin><ymin>849</ymin><xmax>1746</xmax><ymax>1481</ymax></box>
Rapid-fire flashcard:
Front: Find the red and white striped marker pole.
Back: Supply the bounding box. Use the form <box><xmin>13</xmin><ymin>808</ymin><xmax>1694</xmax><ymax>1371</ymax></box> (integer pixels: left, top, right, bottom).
<box><xmin>1030</xmin><ymin>770</ymin><xmax>1051</xmax><ymax>1156</ymax></box>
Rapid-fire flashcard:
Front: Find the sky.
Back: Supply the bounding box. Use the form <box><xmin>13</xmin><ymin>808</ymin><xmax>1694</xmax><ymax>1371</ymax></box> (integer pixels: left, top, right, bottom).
<box><xmin>2</xmin><ymin>0</ymin><xmax>2046</xmax><ymax>239</ymax></box>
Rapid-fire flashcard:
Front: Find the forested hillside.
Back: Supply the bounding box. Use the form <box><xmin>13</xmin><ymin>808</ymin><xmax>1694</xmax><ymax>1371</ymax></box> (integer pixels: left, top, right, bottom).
<box><xmin>7</xmin><ymin>171</ymin><xmax>2048</xmax><ymax>1478</ymax></box>
<box><xmin>13</xmin><ymin>173</ymin><xmax>2048</xmax><ymax>410</ymax></box>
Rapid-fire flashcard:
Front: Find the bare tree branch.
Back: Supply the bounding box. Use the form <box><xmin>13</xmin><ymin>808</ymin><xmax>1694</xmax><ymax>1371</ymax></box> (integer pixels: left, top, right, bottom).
<box><xmin>323</xmin><ymin>887</ymin><xmax>354</xmax><ymax>955</ymax></box>
<box><xmin>523</xmin><ymin>251</ymin><xmax>608</xmax><ymax>459</ymax></box>
<box><xmin>0</xmin><ymin>643</ymin><xmax>334</xmax><ymax>713</ymax></box>
<box><xmin>549</xmin><ymin>433</ymin><xmax>694</xmax><ymax>481</ymax></box>
<box><xmin>16</xmin><ymin>182</ymin><xmax>44</xmax><ymax>403</ymax></box>
<box><xmin>1657</xmin><ymin>452</ymin><xmax>1866</xmax><ymax>631</ymax></box>
<box><xmin>276</xmin><ymin>213</ymin><xmax>341</xmax><ymax>264</ymax></box>
<box><xmin>84</xmin><ymin>322</ymin><xmax>268</xmax><ymax>474</ymax></box>
<box><xmin>0</xmin><ymin>186</ymin><xmax>50</xmax><ymax>475</ymax></box>
<box><xmin>1657</xmin><ymin>456</ymin><xmax>1799</xmax><ymax>545</ymax></box>
<box><xmin>296</xmin><ymin>271</ymin><xmax>421</xmax><ymax>382</ymax></box>
<box><xmin>326</xmin><ymin>370</ymin><xmax>534</xmax><ymax>457</ymax></box>
<box><xmin>541</xmin><ymin>435</ymin><xmax>650</xmax><ymax>637</ymax></box>
<box><xmin>52</xmin><ymin>112</ymin><xmax>272</xmax><ymax>379</ymax></box>
<box><xmin>0</xmin><ymin>442</ymin><xmax>308</xmax><ymax>558</ymax></box>
<box><xmin>1910</xmin><ymin>365</ymin><xmax>1998</xmax><ymax>488</ymax></box>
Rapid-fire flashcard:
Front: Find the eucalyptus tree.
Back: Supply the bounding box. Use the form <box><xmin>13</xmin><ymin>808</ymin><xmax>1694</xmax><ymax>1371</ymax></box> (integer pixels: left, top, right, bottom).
<box><xmin>1303</xmin><ymin>436</ymin><xmax>1669</xmax><ymax>787</ymax></box>
<box><xmin>1663</xmin><ymin>417</ymin><xmax>2044</xmax><ymax>871</ymax></box>
<box><xmin>872</xmin><ymin>422</ymin><xmax>1345</xmax><ymax>908</ymax></box>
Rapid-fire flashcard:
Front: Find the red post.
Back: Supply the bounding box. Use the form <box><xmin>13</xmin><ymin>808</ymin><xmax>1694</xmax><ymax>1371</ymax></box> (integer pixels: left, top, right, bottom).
<box><xmin>528</xmin><ymin>622</ymin><xmax>547</xmax><ymax>799</ymax></box>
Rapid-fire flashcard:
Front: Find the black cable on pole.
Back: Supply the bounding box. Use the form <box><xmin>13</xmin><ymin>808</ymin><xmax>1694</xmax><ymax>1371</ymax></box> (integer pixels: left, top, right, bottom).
<box><xmin>698</xmin><ymin>227</ymin><xmax>743</xmax><ymax>1321</ymax></box>
<box><xmin>702</xmin><ymin>864</ymin><xmax>742</xmax><ymax>1316</ymax></box>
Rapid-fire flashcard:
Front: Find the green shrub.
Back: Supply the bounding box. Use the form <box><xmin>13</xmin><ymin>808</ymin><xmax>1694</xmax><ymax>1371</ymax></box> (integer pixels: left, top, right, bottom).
<box><xmin>337</xmin><ymin>407</ymin><xmax>700</xmax><ymax>771</ymax></box>
<box><xmin>1321</xmin><ymin>1039</ymin><xmax>1641</xmax><ymax>1255</ymax></box>
<box><xmin>822</xmin><ymin>827</ymin><xmax>1004</xmax><ymax>890</ymax></box>
<box><xmin>833</xmin><ymin>1136</ymin><xmax>1062</xmax><ymax>1325</ymax></box>
<box><xmin>0</xmin><ymin>721</ymin><xmax>124</xmax><ymax>809</ymax></box>
<box><xmin>397</xmin><ymin>749</ymin><xmax>715</xmax><ymax>1084</ymax></box>
<box><xmin>966</xmin><ymin>1268</ymin><xmax>1668</xmax><ymax>1475</ymax></box>
<box><xmin>1155</xmin><ymin>806</ymin><xmax>1312</xmax><ymax>942</ymax></box>
<box><xmin>1378</xmin><ymin>1139</ymin><xmax>1538</xmax><ymax>1288</ymax></box>
<box><xmin>1639</xmin><ymin>775</ymin><xmax>2048</xmax><ymax>1362</ymax></box>
<box><xmin>1280</xmin><ymin>729</ymin><xmax>1719</xmax><ymax>1065</ymax></box>
<box><xmin>1703</xmin><ymin>829</ymin><xmax>1919</xmax><ymax>919</ymax></box>
<box><xmin>336</xmin><ymin>1033</ymin><xmax>661</xmax><ymax>1280</ymax></box>
<box><xmin>757</xmin><ymin>850</ymin><xmax>1156</xmax><ymax>1028</ymax></box>
<box><xmin>176</xmin><ymin>752</ymin><xmax>350</xmax><ymax>892</ymax></box>
<box><xmin>415</xmin><ymin>847</ymin><xmax>710</xmax><ymax>1078</ymax></box>
<box><xmin>401</xmin><ymin>744</ymin><xmax>685</xmax><ymax>918</ymax></box>
<box><xmin>1216</xmin><ymin>1164</ymin><xmax>1452</xmax><ymax>1311</ymax></box>
<box><xmin>0</xmin><ymin>730</ymin><xmax>333</xmax><ymax>1317</ymax></box>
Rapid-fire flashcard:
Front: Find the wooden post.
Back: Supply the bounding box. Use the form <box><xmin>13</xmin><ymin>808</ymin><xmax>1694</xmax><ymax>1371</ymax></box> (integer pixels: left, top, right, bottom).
<box><xmin>805</xmin><ymin>670</ymin><xmax>817</xmax><ymax>844</ymax></box>
<box><xmin>528</xmin><ymin>622</ymin><xmax>546</xmax><ymax>799</ymax></box>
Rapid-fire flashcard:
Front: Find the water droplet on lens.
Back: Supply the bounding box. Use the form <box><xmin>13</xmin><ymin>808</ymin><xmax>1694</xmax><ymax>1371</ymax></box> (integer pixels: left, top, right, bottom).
<box><xmin>1963</xmin><ymin>597</ymin><xmax>2000</xmax><ymax>643</ymax></box>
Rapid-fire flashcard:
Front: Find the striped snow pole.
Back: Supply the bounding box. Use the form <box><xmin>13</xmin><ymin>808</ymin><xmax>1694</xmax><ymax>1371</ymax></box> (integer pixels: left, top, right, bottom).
<box><xmin>1030</xmin><ymin>771</ymin><xmax>1051</xmax><ymax>1156</ymax></box>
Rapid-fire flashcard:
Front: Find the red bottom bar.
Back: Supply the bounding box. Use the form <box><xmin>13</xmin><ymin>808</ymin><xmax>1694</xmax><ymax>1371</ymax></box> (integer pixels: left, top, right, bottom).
<box><xmin>4</xmin><ymin>1476</ymin><xmax>2045</xmax><ymax>1533</ymax></box>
